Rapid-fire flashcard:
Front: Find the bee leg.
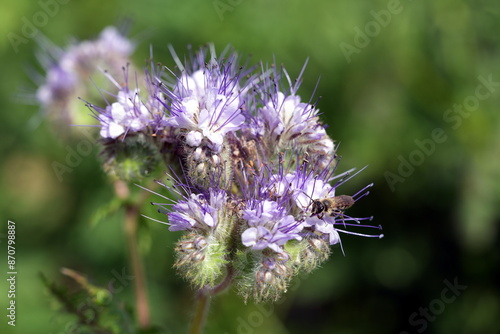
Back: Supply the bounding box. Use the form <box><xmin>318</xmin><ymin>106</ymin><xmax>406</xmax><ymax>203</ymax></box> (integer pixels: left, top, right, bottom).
<box><xmin>332</xmin><ymin>210</ymin><xmax>347</xmax><ymax>227</ymax></box>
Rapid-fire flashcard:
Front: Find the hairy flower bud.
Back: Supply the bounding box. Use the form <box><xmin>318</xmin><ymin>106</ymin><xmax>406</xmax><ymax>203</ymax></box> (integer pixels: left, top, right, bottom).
<box><xmin>184</xmin><ymin>142</ymin><xmax>233</xmax><ymax>190</ymax></box>
<box><xmin>174</xmin><ymin>232</ymin><xmax>228</xmax><ymax>288</ymax></box>
<box><xmin>286</xmin><ymin>237</ymin><xmax>331</xmax><ymax>274</ymax></box>
<box><xmin>237</xmin><ymin>253</ymin><xmax>293</xmax><ymax>303</ymax></box>
<box><xmin>101</xmin><ymin>134</ymin><xmax>160</xmax><ymax>182</ymax></box>
<box><xmin>163</xmin><ymin>188</ymin><xmax>240</xmax><ymax>288</ymax></box>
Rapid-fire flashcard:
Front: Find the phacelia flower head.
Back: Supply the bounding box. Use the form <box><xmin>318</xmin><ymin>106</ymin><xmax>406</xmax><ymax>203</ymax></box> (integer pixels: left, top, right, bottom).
<box><xmin>81</xmin><ymin>64</ymin><xmax>170</xmax><ymax>181</ymax></box>
<box><xmin>57</xmin><ymin>39</ymin><xmax>383</xmax><ymax>302</ymax></box>
<box><xmin>143</xmin><ymin>47</ymin><xmax>383</xmax><ymax>302</ymax></box>
<box><xmin>98</xmin><ymin>88</ymin><xmax>152</xmax><ymax>139</ymax></box>
<box><xmin>36</xmin><ymin>26</ymin><xmax>135</xmax><ymax>127</ymax></box>
<box><xmin>162</xmin><ymin>45</ymin><xmax>253</xmax><ymax>153</ymax></box>
<box><xmin>150</xmin><ymin>179</ymin><xmax>240</xmax><ymax>288</ymax></box>
<box><xmin>167</xmin><ymin>188</ymin><xmax>229</xmax><ymax>233</ymax></box>
<box><xmin>94</xmin><ymin>67</ymin><xmax>168</xmax><ymax>140</ymax></box>
<box><xmin>252</xmin><ymin>63</ymin><xmax>336</xmax><ymax>171</ymax></box>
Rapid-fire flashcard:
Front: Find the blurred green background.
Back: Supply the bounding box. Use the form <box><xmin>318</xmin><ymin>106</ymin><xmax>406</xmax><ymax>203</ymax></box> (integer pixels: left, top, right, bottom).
<box><xmin>1</xmin><ymin>0</ymin><xmax>499</xmax><ymax>333</ymax></box>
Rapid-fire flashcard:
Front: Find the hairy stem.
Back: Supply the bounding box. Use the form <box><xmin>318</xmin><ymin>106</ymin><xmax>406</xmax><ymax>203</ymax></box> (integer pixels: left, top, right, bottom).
<box><xmin>207</xmin><ymin>265</ymin><xmax>236</xmax><ymax>296</ymax></box>
<box><xmin>189</xmin><ymin>193</ymin><xmax>240</xmax><ymax>334</ymax></box>
<box><xmin>189</xmin><ymin>264</ymin><xmax>235</xmax><ymax>334</ymax></box>
<box><xmin>189</xmin><ymin>291</ymin><xmax>211</xmax><ymax>334</ymax></box>
<box><xmin>114</xmin><ymin>180</ymin><xmax>150</xmax><ymax>329</ymax></box>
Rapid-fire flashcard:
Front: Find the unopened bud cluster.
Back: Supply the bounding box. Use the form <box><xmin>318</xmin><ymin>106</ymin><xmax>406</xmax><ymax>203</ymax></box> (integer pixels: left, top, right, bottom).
<box><xmin>37</xmin><ymin>29</ymin><xmax>383</xmax><ymax>303</ymax></box>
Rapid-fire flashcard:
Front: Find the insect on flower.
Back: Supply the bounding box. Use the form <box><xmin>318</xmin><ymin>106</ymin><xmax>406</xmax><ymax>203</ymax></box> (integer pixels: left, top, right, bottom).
<box><xmin>300</xmin><ymin>167</ymin><xmax>373</xmax><ymax>224</ymax></box>
<box><xmin>310</xmin><ymin>194</ymin><xmax>355</xmax><ymax>220</ymax></box>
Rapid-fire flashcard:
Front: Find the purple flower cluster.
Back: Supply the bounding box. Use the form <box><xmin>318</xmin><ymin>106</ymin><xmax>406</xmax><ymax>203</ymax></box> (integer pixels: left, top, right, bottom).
<box><xmin>36</xmin><ymin>28</ymin><xmax>382</xmax><ymax>302</ymax></box>
<box><xmin>165</xmin><ymin>47</ymin><xmax>246</xmax><ymax>153</ymax></box>
<box><xmin>241</xmin><ymin>200</ymin><xmax>302</xmax><ymax>254</ymax></box>
<box><xmin>95</xmin><ymin>80</ymin><xmax>167</xmax><ymax>140</ymax></box>
<box><xmin>37</xmin><ymin>27</ymin><xmax>134</xmax><ymax>125</ymax></box>
<box><xmin>168</xmin><ymin>189</ymin><xmax>228</xmax><ymax>232</ymax></box>
<box><xmin>140</xmin><ymin>45</ymin><xmax>382</xmax><ymax>301</ymax></box>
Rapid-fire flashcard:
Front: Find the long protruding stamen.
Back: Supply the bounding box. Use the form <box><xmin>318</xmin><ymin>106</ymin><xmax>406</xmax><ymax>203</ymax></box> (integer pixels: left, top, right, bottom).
<box><xmin>333</xmin><ymin>165</ymin><xmax>368</xmax><ymax>189</ymax></box>
<box><xmin>336</xmin><ymin>227</ymin><xmax>384</xmax><ymax>239</ymax></box>
<box><xmin>168</xmin><ymin>44</ymin><xmax>185</xmax><ymax>72</ymax></box>
<box><xmin>135</xmin><ymin>183</ymin><xmax>171</xmax><ymax>200</ymax></box>
<box><xmin>341</xmin><ymin>215</ymin><xmax>374</xmax><ymax>223</ymax></box>
<box><xmin>334</xmin><ymin>222</ymin><xmax>381</xmax><ymax>229</ymax></box>
<box><xmin>141</xmin><ymin>214</ymin><xmax>171</xmax><ymax>226</ymax></box>
<box><xmin>352</xmin><ymin>183</ymin><xmax>374</xmax><ymax>201</ymax></box>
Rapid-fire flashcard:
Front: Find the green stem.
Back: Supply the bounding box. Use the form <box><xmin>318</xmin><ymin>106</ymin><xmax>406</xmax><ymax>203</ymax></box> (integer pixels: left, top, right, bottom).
<box><xmin>114</xmin><ymin>180</ymin><xmax>151</xmax><ymax>329</ymax></box>
<box><xmin>188</xmin><ymin>265</ymin><xmax>235</xmax><ymax>334</ymax></box>
<box><xmin>208</xmin><ymin>265</ymin><xmax>235</xmax><ymax>296</ymax></box>
<box><xmin>189</xmin><ymin>291</ymin><xmax>211</xmax><ymax>334</ymax></box>
<box><xmin>125</xmin><ymin>203</ymin><xmax>150</xmax><ymax>328</ymax></box>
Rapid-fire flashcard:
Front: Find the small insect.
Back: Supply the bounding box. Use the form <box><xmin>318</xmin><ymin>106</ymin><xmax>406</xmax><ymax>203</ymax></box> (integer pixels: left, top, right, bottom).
<box><xmin>310</xmin><ymin>195</ymin><xmax>355</xmax><ymax>219</ymax></box>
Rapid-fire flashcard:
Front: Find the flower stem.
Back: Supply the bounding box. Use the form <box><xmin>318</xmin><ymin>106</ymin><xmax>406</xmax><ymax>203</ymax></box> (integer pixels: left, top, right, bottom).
<box><xmin>125</xmin><ymin>202</ymin><xmax>150</xmax><ymax>328</ymax></box>
<box><xmin>188</xmin><ymin>265</ymin><xmax>235</xmax><ymax>334</ymax></box>
<box><xmin>207</xmin><ymin>265</ymin><xmax>235</xmax><ymax>296</ymax></box>
<box><xmin>114</xmin><ymin>180</ymin><xmax>150</xmax><ymax>329</ymax></box>
<box><xmin>189</xmin><ymin>291</ymin><xmax>211</xmax><ymax>334</ymax></box>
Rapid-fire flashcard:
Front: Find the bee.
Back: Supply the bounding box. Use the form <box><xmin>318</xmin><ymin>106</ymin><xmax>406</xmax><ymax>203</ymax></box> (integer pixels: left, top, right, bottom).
<box><xmin>310</xmin><ymin>195</ymin><xmax>355</xmax><ymax>219</ymax></box>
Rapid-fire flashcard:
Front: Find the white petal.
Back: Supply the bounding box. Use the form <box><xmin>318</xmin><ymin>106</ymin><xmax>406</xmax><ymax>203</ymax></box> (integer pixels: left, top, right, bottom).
<box><xmin>110</xmin><ymin>103</ymin><xmax>127</xmax><ymax>122</ymax></box>
<box><xmin>186</xmin><ymin>131</ymin><xmax>203</xmax><ymax>147</ymax></box>
<box><xmin>107</xmin><ymin>122</ymin><xmax>125</xmax><ymax>139</ymax></box>
<box><xmin>205</xmin><ymin>132</ymin><xmax>223</xmax><ymax>151</ymax></box>
<box><xmin>242</xmin><ymin>227</ymin><xmax>258</xmax><ymax>247</ymax></box>
<box><xmin>203</xmin><ymin>213</ymin><xmax>215</xmax><ymax>227</ymax></box>
<box><xmin>182</xmin><ymin>97</ymin><xmax>200</xmax><ymax>116</ymax></box>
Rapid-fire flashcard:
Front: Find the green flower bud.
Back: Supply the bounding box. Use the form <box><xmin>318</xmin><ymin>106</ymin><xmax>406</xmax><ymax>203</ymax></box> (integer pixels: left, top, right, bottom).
<box><xmin>286</xmin><ymin>237</ymin><xmax>330</xmax><ymax>274</ymax></box>
<box><xmin>184</xmin><ymin>142</ymin><xmax>232</xmax><ymax>190</ymax></box>
<box><xmin>174</xmin><ymin>232</ymin><xmax>229</xmax><ymax>288</ymax></box>
<box><xmin>101</xmin><ymin>133</ymin><xmax>160</xmax><ymax>182</ymax></box>
<box><xmin>236</xmin><ymin>251</ymin><xmax>293</xmax><ymax>303</ymax></box>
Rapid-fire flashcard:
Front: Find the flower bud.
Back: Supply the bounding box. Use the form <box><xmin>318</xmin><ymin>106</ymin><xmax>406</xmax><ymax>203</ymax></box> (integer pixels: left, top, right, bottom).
<box><xmin>101</xmin><ymin>133</ymin><xmax>160</xmax><ymax>182</ymax></box>
<box><xmin>185</xmin><ymin>142</ymin><xmax>232</xmax><ymax>189</ymax></box>
<box><xmin>286</xmin><ymin>237</ymin><xmax>330</xmax><ymax>274</ymax></box>
<box><xmin>237</xmin><ymin>253</ymin><xmax>293</xmax><ymax>303</ymax></box>
<box><xmin>174</xmin><ymin>232</ymin><xmax>228</xmax><ymax>288</ymax></box>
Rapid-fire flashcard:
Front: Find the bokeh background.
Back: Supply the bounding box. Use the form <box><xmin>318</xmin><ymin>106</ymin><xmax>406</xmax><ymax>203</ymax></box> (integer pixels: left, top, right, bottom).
<box><xmin>1</xmin><ymin>0</ymin><xmax>499</xmax><ymax>333</ymax></box>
